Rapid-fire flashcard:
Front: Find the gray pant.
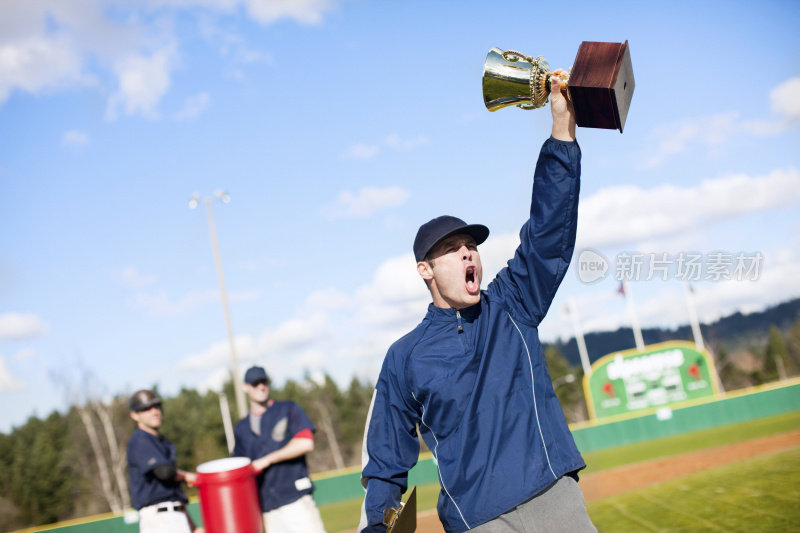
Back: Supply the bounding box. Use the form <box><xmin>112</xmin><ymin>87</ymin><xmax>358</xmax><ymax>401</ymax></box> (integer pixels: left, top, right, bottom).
<box><xmin>469</xmin><ymin>476</ymin><xmax>597</xmax><ymax>533</ymax></box>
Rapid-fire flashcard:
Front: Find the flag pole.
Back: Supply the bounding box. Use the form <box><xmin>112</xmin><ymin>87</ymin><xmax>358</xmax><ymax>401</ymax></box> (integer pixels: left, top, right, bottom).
<box><xmin>683</xmin><ymin>281</ymin><xmax>705</xmax><ymax>351</ymax></box>
<box><xmin>567</xmin><ymin>298</ymin><xmax>592</xmax><ymax>376</ymax></box>
<box><xmin>683</xmin><ymin>282</ymin><xmax>726</xmax><ymax>394</ymax></box>
<box><xmin>621</xmin><ymin>279</ymin><xmax>645</xmax><ymax>352</ymax></box>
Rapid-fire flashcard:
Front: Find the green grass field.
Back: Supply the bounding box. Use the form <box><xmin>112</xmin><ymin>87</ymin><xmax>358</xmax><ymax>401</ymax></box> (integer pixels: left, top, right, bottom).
<box><xmin>581</xmin><ymin>410</ymin><xmax>800</xmax><ymax>474</ymax></box>
<box><xmin>589</xmin><ymin>447</ymin><xmax>800</xmax><ymax>532</ymax></box>
<box><xmin>320</xmin><ymin>411</ymin><xmax>800</xmax><ymax>532</ymax></box>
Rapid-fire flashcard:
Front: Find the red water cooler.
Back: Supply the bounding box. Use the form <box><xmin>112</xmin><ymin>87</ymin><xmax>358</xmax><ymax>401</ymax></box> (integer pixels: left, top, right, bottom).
<box><xmin>195</xmin><ymin>457</ymin><xmax>263</xmax><ymax>533</ymax></box>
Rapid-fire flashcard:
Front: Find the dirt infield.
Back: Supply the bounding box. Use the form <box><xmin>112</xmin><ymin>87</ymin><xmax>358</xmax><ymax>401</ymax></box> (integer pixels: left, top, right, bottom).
<box><xmin>408</xmin><ymin>430</ymin><xmax>800</xmax><ymax>533</ymax></box>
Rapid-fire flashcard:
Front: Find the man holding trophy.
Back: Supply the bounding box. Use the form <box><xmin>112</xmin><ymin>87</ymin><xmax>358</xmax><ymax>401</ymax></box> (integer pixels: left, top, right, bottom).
<box><xmin>359</xmin><ymin>68</ymin><xmax>596</xmax><ymax>532</ymax></box>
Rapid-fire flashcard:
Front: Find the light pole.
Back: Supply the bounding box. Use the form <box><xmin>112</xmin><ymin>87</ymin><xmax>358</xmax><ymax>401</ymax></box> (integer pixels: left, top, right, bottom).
<box><xmin>190</xmin><ymin>190</ymin><xmax>247</xmax><ymax>419</ymax></box>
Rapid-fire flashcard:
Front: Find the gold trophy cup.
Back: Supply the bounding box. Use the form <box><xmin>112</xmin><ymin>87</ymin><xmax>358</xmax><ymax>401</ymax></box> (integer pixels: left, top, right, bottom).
<box><xmin>482</xmin><ymin>41</ymin><xmax>635</xmax><ymax>132</ymax></box>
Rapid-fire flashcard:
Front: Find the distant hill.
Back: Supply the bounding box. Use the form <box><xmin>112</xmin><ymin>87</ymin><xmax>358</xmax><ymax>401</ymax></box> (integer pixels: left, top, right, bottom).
<box><xmin>549</xmin><ymin>298</ymin><xmax>800</xmax><ymax>367</ymax></box>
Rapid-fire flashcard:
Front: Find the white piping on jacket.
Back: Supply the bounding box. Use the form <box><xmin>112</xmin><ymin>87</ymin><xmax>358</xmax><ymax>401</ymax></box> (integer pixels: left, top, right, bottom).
<box><xmin>411</xmin><ymin>391</ymin><xmax>471</xmax><ymax>530</ymax></box>
<box><xmin>507</xmin><ymin>311</ymin><xmax>557</xmax><ymax>480</ymax></box>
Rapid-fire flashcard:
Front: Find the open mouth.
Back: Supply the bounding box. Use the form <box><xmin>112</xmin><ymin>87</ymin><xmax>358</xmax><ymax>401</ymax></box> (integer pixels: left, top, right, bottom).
<box><xmin>465</xmin><ymin>266</ymin><xmax>478</xmax><ymax>293</ymax></box>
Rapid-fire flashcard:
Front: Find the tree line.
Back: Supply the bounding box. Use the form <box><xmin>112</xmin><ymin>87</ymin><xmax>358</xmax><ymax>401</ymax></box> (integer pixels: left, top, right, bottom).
<box><xmin>1</xmin><ymin>321</ymin><xmax>799</xmax><ymax>531</ymax></box>
<box><xmin>0</xmin><ymin>374</ymin><xmax>374</xmax><ymax>532</ymax></box>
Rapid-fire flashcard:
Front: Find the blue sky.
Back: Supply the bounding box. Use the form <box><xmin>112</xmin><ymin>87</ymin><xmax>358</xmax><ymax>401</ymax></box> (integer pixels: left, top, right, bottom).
<box><xmin>1</xmin><ymin>0</ymin><xmax>799</xmax><ymax>432</ymax></box>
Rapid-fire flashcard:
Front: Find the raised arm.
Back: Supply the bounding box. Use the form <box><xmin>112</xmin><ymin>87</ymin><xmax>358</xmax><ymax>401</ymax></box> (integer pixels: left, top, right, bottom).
<box><xmin>550</xmin><ymin>69</ymin><xmax>576</xmax><ymax>141</ymax></box>
<box><xmin>489</xmin><ymin>70</ymin><xmax>581</xmax><ymax>325</ymax></box>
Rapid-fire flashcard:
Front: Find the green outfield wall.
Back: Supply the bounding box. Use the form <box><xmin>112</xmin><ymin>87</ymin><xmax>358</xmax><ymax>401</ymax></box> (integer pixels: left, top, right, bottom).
<box><xmin>571</xmin><ymin>378</ymin><xmax>800</xmax><ymax>453</ymax></box>
<box><xmin>16</xmin><ymin>380</ymin><xmax>800</xmax><ymax>533</ymax></box>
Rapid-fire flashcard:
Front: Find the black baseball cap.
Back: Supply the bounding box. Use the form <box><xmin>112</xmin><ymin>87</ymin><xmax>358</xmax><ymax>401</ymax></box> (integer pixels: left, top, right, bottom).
<box><xmin>129</xmin><ymin>390</ymin><xmax>162</xmax><ymax>412</ymax></box>
<box><xmin>244</xmin><ymin>366</ymin><xmax>270</xmax><ymax>385</ymax></box>
<box><xmin>413</xmin><ymin>215</ymin><xmax>489</xmax><ymax>262</ymax></box>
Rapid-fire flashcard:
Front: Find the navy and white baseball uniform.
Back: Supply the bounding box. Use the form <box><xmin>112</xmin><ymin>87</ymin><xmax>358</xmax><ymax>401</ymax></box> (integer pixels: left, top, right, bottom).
<box><xmin>128</xmin><ymin>429</ymin><xmax>188</xmax><ymax>510</ymax></box>
<box><xmin>234</xmin><ymin>400</ymin><xmax>315</xmax><ymax>511</ymax></box>
<box><xmin>360</xmin><ymin>137</ymin><xmax>587</xmax><ymax>532</ymax></box>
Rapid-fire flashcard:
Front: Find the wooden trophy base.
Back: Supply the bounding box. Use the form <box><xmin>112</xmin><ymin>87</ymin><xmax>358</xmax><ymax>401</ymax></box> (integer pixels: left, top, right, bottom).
<box><xmin>568</xmin><ymin>41</ymin><xmax>635</xmax><ymax>132</ymax></box>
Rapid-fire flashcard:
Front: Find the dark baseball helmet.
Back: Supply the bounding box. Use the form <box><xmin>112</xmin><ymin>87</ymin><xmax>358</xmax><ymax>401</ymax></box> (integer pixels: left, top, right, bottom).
<box><xmin>129</xmin><ymin>389</ymin><xmax>162</xmax><ymax>412</ymax></box>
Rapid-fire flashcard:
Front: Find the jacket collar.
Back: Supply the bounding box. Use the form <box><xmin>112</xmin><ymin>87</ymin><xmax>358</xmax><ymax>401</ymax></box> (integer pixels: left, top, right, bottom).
<box><xmin>425</xmin><ymin>294</ymin><xmax>483</xmax><ymax>321</ymax></box>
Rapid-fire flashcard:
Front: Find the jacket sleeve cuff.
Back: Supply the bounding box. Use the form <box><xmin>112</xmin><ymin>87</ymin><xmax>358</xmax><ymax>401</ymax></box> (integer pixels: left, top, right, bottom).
<box><xmin>546</xmin><ymin>135</ymin><xmax>579</xmax><ymax>146</ymax></box>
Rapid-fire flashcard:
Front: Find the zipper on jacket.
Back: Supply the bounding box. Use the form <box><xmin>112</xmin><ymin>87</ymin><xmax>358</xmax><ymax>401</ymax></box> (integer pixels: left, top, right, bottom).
<box><xmin>456</xmin><ymin>310</ymin><xmax>464</xmax><ymax>333</ymax></box>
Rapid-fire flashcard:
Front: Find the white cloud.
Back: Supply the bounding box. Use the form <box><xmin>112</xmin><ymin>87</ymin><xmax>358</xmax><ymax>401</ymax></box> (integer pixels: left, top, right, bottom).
<box><xmin>0</xmin><ymin>35</ymin><xmax>84</xmax><ymax>104</ymax></box>
<box><xmin>127</xmin><ymin>0</ymin><xmax>336</xmax><ymax>25</ymax></box>
<box><xmin>121</xmin><ymin>266</ymin><xmax>157</xmax><ymax>288</ymax></box>
<box><xmin>195</xmin><ymin>365</ymin><xmax>232</xmax><ymax>393</ymax></box>
<box><xmin>476</xmin><ymin>233</ymin><xmax>522</xmax><ymax>284</ymax></box>
<box><xmin>173</xmin><ymin>91</ymin><xmax>211</xmax><ymax>120</ymax></box>
<box><xmin>343</xmin><ymin>143</ymin><xmax>379</xmax><ymax>160</ymax></box>
<box><xmin>135</xmin><ymin>288</ymin><xmax>261</xmax><ymax>316</ymax></box>
<box><xmin>644</xmin><ymin>112</ymin><xmax>741</xmax><ymax>167</ymax></box>
<box><xmin>546</xmin><ymin>243</ymin><xmax>800</xmax><ymax>345</ymax></box>
<box><xmin>644</xmin><ymin>78</ymin><xmax>800</xmax><ymax>167</ymax></box>
<box><xmin>0</xmin><ymin>3</ymin><xmax>171</xmax><ymax>118</ymax></box>
<box><xmin>0</xmin><ymin>1</ymin><xmax>339</xmax><ymax>116</ymax></box>
<box><xmin>0</xmin><ymin>357</ymin><xmax>25</xmax><ymax>392</ymax></box>
<box><xmin>385</xmin><ymin>133</ymin><xmax>429</xmax><ymax>151</ymax></box>
<box><xmin>343</xmin><ymin>134</ymin><xmax>429</xmax><ymax>160</ymax></box>
<box><xmin>175</xmin><ymin>256</ymin><xmax>426</xmax><ymax>383</ymax></box>
<box><xmin>302</xmin><ymin>287</ymin><xmax>353</xmax><ymax>312</ymax></box>
<box><xmin>178</xmin><ymin>337</ymin><xmax>242</xmax><ymax>370</ymax></box>
<box><xmin>577</xmin><ymin>168</ymin><xmax>800</xmax><ymax>249</ymax></box>
<box><xmin>13</xmin><ymin>348</ymin><xmax>37</xmax><ymax>362</ymax></box>
<box><xmin>355</xmin><ymin>255</ymin><xmax>425</xmax><ymax>306</ymax></box>
<box><xmin>323</xmin><ymin>186</ymin><xmax>410</xmax><ymax>218</ymax></box>
<box><xmin>62</xmin><ymin>129</ymin><xmax>89</xmax><ymax>147</ymax></box>
<box><xmin>141</xmin><ymin>0</ymin><xmax>240</xmax><ymax>9</ymax></box>
<box><xmin>770</xmin><ymin>77</ymin><xmax>800</xmax><ymax>123</ymax></box>
<box><xmin>245</xmin><ymin>0</ymin><xmax>336</xmax><ymax>25</ymax></box>
<box><xmin>203</xmin><ymin>24</ymin><xmax>268</xmax><ymax>66</ymax></box>
<box><xmin>106</xmin><ymin>45</ymin><xmax>176</xmax><ymax>120</ymax></box>
<box><xmin>0</xmin><ymin>313</ymin><xmax>48</xmax><ymax>341</ymax></box>
<box><xmin>0</xmin><ymin>1</ymin><xmax>132</xmax><ymax>107</ymax></box>
<box><xmin>689</xmin><ymin>247</ymin><xmax>800</xmax><ymax>325</ymax></box>
<box><xmin>348</xmin><ymin>236</ymin><xmax>528</xmax><ymax>329</ymax></box>
<box><xmin>177</xmin><ymin>312</ymin><xmax>332</xmax><ymax>371</ymax></box>
<box><xmin>255</xmin><ymin>313</ymin><xmax>332</xmax><ymax>354</ymax></box>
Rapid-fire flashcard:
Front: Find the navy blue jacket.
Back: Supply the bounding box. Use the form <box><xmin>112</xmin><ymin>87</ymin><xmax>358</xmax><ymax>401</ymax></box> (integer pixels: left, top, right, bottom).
<box><xmin>233</xmin><ymin>400</ymin><xmax>316</xmax><ymax>512</ymax></box>
<box><xmin>127</xmin><ymin>429</ymin><xmax>188</xmax><ymax>510</ymax></box>
<box><xmin>360</xmin><ymin>137</ymin><xmax>584</xmax><ymax>532</ymax></box>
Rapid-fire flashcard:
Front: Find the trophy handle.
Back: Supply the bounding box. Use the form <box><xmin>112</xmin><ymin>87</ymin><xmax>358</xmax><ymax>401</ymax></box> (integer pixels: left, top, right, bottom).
<box><xmin>482</xmin><ymin>48</ymin><xmax>561</xmax><ymax>112</ymax></box>
<box><xmin>483</xmin><ymin>48</ymin><xmax>551</xmax><ymax>111</ymax></box>
<box><xmin>501</xmin><ymin>50</ymin><xmax>540</xmax><ymax>109</ymax></box>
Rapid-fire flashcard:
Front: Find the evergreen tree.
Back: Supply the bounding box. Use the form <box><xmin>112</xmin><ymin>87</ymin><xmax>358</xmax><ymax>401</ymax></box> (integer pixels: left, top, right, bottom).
<box><xmin>7</xmin><ymin>413</ymin><xmax>75</xmax><ymax>526</ymax></box>
<box><xmin>764</xmin><ymin>325</ymin><xmax>788</xmax><ymax>381</ymax></box>
<box><xmin>544</xmin><ymin>345</ymin><xmax>587</xmax><ymax>423</ymax></box>
<box><xmin>160</xmin><ymin>388</ymin><xmax>229</xmax><ymax>474</ymax></box>
<box><xmin>713</xmin><ymin>343</ymin><xmax>757</xmax><ymax>390</ymax></box>
<box><xmin>784</xmin><ymin>318</ymin><xmax>800</xmax><ymax>375</ymax></box>
<box><xmin>340</xmin><ymin>377</ymin><xmax>375</xmax><ymax>464</ymax></box>
<box><xmin>0</xmin><ymin>432</ymin><xmax>22</xmax><ymax>531</ymax></box>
